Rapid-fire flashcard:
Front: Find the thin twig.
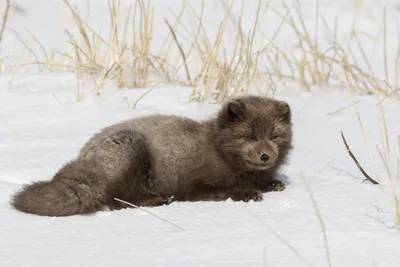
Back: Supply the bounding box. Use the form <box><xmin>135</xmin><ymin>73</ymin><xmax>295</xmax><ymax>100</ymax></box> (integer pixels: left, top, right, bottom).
<box><xmin>165</xmin><ymin>18</ymin><xmax>191</xmax><ymax>82</ymax></box>
<box><xmin>340</xmin><ymin>131</ymin><xmax>379</xmax><ymax>185</ymax></box>
<box><xmin>114</xmin><ymin>197</ymin><xmax>185</xmax><ymax>231</ymax></box>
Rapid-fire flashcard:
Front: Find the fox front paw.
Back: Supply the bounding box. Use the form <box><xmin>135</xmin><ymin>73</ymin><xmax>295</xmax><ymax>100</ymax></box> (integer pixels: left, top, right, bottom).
<box><xmin>265</xmin><ymin>180</ymin><xmax>286</xmax><ymax>192</ymax></box>
<box><xmin>164</xmin><ymin>195</ymin><xmax>174</xmax><ymax>205</ymax></box>
<box><xmin>230</xmin><ymin>190</ymin><xmax>264</xmax><ymax>202</ymax></box>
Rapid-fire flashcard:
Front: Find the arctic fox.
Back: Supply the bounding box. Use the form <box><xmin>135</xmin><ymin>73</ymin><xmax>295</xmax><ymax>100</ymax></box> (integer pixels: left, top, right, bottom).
<box><xmin>11</xmin><ymin>95</ymin><xmax>293</xmax><ymax>216</ymax></box>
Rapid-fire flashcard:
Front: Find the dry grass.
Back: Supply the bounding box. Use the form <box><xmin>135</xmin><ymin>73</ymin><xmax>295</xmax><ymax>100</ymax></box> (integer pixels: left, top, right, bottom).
<box><xmin>113</xmin><ymin>197</ymin><xmax>185</xmax><ymax>232</ymax></box>
<box><xmin>265</xmin><ymin>1</ymin><xmax>400</xmax><ymax>98</ymax></box>
<box><xmin>343</xmin><ymin>71</ymin><xmax>400</xmax><ymax>229</ymax></box>
<box><xmin>4</xmin><ymin>0</ymin><xmax>400</xmax><ymax>104</ymax></box>
<box><xmin>62</xmin><ymin>0</ymin><xmax>155</xmax><ymax>91</ymax></box>
<box><xmin>375</xmin><ymin>98</ymin><xmax>400</xmax><ymax>228</ymax></box>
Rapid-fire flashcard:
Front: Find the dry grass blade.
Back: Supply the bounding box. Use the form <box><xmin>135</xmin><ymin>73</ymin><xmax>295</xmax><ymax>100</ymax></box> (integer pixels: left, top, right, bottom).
<box><xmin>383</xmin><ymin>7</ymin><xmax>388</xmax><ymax>84</ymax></box>
<box><xmin>0</xmin><ymin>0</ymin><xmax>10</xmax><ymax>43</ymax></box>
<box><xmin>165</xmin><ymin>18</ymin><xmax>191</xmax><ymax>82</ymax></box>
<box><xmin>378</xmin><ymin>94</ymin><xmax>390</xmax><ymax>155</ymax></box>
<box><xmin>376</xmin><ymin>93</ymin><xmax>400</xmax><ymax>227</ymax></box>
<box><xmin>297</xmin><ymin>159</ymin><xmax>335</xmax><ymax>267</ymax></box>
<box><xmin>248</xmin><ymin>209</ymin><xmax>314</xmax><ymax>267</ymax></box>
<box><xmin>397</xmin><ymin>135</ymin><xmax>400</xmax><ymax>182</ymax></box>
<box><xmin>376</xmin><ymin>145</ymin><xmax>391</xmax><ymax>180</ymax></box>
<box><xmin>342</xmin><ymin>68</ymin><xmax>382</xmax><ymax>186</ymax></box>
<box><xmin>259</xmin><ymin>9</ymin><xmax>291</xmax><ymax>55</ymax></box>
<box><xmin>302</xmin><ymin>173</ymin><xmax>332</xmax><ymax>267</ymax></box>
<box><xmin>132</xmin><ymin>82</ymin><xmax>159</xmax><ymax>109</ymax></box>
<box><xmin>340</xmin><ymin>131</ymin><xmax>379</xmax><ymax>185</ymax></box>
<box><xmin>114</xmin><ymin>198</ymin><xmax>185</xmax><ymax>232</ymax></box>
<box><xmin>326</xmin><ymin>100</ymin><xmax>360</xmax><ymax>115</ymax></box>
<box><xmin>383</xmin><ymin>80</ymin><xmax>400</xmax><ymax>100</ymax></box>
<box><xmin>24</xmin><ymin>26</ymin><xmax>52</xmax><ymax>72</ymax></box>
<box><xmin>8</xmin><ymin>61</ymin><xmax>20</xmax><ymax>92</ymax></box>
<box><xmin>63</xmin><ymin>0</ymin><xmax>93</xmax><ymax>57</ymax></box>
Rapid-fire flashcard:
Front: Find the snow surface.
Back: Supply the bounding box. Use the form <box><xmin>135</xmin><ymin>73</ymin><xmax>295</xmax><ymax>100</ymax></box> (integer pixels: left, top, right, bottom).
<box><xmin>1</xmin><ymin>1</ymin><xmax>400</xmax><ymax>267</ymax></box>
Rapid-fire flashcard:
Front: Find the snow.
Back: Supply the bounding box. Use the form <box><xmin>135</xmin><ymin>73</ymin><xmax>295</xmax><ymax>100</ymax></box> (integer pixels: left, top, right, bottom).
<box><xmin>1</xmin><ymin>0</ymin><xmax>400</xmax><ymax>267</ymax></box>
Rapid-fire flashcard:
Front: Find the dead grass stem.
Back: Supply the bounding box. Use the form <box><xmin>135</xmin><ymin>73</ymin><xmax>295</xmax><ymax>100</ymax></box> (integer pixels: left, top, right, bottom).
<box><xmin>0</xmin><ymin>0</ymin><xmax>10</xmax><ymax>44</ymax></box>
<box><xmin>114</xmin><ymin>197</ymin><xmax>185</xmax><ymax>232</ymax></box>
<box><xmin>249</xmin><ymin>209</ymin><xmax>314</xmax><ymax>267</ymax></box>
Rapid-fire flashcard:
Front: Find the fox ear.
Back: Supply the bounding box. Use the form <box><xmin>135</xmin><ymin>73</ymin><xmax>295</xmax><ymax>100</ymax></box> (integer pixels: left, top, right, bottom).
<box><xmin>226</xmin><ymin>100</ymin><xmax>245</xmax><ymax>122</ymax></box>
<box><xmin>277</xmin><ymin>101</ymin><xmax>291</xmax><ymax>122</ymax></box>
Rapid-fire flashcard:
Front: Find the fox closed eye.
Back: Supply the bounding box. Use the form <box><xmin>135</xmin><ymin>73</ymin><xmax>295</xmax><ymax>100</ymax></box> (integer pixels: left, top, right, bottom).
<box><xmin>242</xmin><ymin>134</ymin><xmax>256</xmax><ymax>141</ymax></box>
<box><xmin>271</xmin><ymin>134</ymin><xmax>281</xmax><ymax>140</ymax></box>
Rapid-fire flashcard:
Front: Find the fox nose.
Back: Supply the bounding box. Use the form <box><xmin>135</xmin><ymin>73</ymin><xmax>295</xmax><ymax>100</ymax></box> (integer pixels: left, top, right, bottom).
<box><xmin>260</xmin><ymin>153</ymin><xmax>270</xmax><ymax>162</ymax></box>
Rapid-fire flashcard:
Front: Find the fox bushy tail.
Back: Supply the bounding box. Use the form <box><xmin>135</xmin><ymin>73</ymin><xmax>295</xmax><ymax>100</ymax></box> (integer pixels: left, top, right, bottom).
<box><xmin>11</xmin><ymin>160</ymin><xmax>107</xmax><ymax>217</ymax></box>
